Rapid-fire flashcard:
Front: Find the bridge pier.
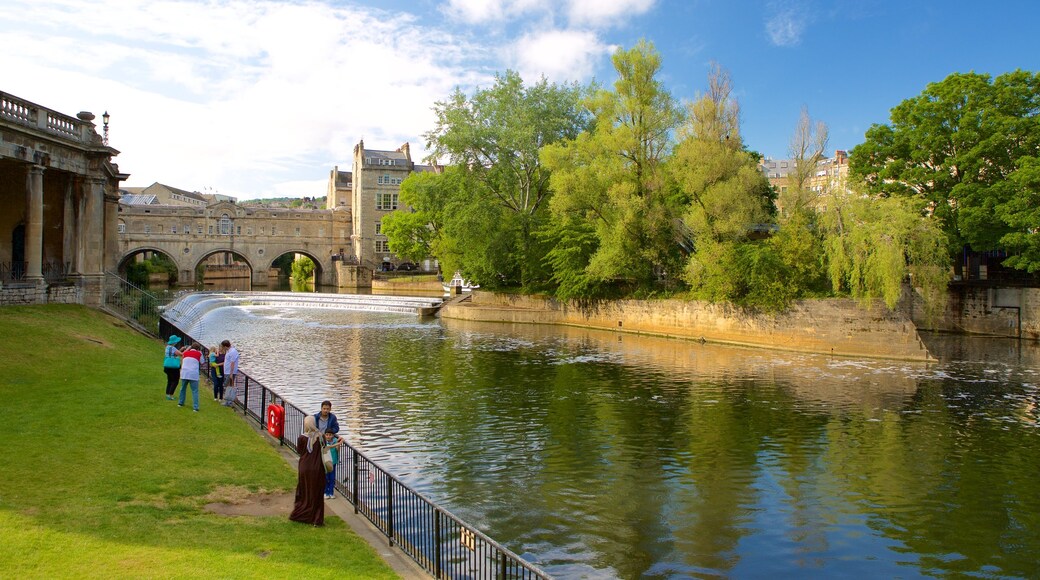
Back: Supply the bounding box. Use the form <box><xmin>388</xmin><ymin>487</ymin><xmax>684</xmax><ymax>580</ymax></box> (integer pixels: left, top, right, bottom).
<box><xmin>334</xmin><ymin>263</ymin><xmax>371</xmax><ymax>289</ymax></box>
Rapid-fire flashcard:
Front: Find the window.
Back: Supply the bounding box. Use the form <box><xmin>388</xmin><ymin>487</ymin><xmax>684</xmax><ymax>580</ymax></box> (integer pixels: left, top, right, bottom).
<box><xmin>184</xmin><ymin>224</ymin><xmax>191</xmax><ymax>235</ymax></box>
<box><xmin>375</xmin><ymin>240</ymin><xmax>390</xmax><ymax>253</ymax></box>
<box><xmin>376</xmin><ymin>192</ymin><xmax>398</xmax><ymax>210</ymax></box>
<box><xmin>247</xmin><ymin>227</ymin><xmax>253</xmax><ymax>235</ymax></box>
<box><xmin>260</xmin><ymin>227</ymin><xmax>265</xmax><ymax>235</ymax></box>
<box><xmin>375</xmin><ymin>223</ymin><xmax>382</xmax><ymax>235</ymax></box>
<box><xmin>171</xmin><ymin>225</ymin><xmax>178</xmax><ymax>234</ymax></box>
<box><xmin>219</xmin><ymin>214</ymin><xmax>231</xmax><ymax>235</ymax></box>
<box><xmin>144</xmin><ymin>224</ymin><xmax>151</xmax><ymax>234</ymax></box>
<box><xmin>208</xmin><ymin>225</ymin><xmax>214</xmax><ymax>234</ymax></box>
<box><xmin>294</xmin><ymin>227</ymin><xmax>301</xmax><ymax>236</ymax></box>
<box><xmin>237</xmin><ymin>226</ymin><xmax>241</xmax><ymax>235</ymax></box>
<box><xmin>377</xmin><ymin>174</ymin><xmax>403</xmax><ymax>185</ymax></box>
<box><xmin>118</xmin><ymin>221</ymin><xmax>126</xmax><ymax>234</ymax></box>
<box><xmin>197</xmin><ymin>225</ymin><xmax>203</xmax><ymax>234</ymax></box>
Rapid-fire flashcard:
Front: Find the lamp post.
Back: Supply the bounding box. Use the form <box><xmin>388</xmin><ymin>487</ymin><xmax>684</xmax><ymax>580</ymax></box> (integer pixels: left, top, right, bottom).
<box><xmin>102</xmin><ymin>111</ymin><xmax>110</xmax><ymax>145</ymax></box>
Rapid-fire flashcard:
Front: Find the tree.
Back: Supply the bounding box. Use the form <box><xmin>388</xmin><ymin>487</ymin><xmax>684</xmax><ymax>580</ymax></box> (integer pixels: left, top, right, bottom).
<box><xmin>667</xmin><ymin>63</ymin><xmax>791</xmax><ymax>308</ymax></box>
<box><xmin>424</xmin><ymin>71</ymin><xmax>588</xmax><ymax>287</ymax></box>
<box><xmin>820</xmin><ymin>189</ymin><xmax>949</xmax><ymax>321</ymax></box>
<box><xmin>783</xmin><ymin>106</ymin><xmax>829</xmax><ymax>215</ymax></box>
<box><xmin>542</xmin><ymin>40</ymin><xmax>682</xmax><ymax>295</ymax></box>
<box><xmin>850</xmin><ymin>70</ymin><xmax>1040</xmax><ymax>265</ymax></box>
<box><xmin>996</xmin><ymin>156</ymin><xmax>1040</xmax><ymax>272</ymax></box>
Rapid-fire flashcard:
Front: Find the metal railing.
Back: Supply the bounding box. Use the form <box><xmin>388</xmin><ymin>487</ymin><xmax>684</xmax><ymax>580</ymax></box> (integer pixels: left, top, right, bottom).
<box><xmin>0</xmin><ymin>260</ymin><xmax>72</xmax><ymax>283</ymax></box>
<box><xmin>161</xmin><ymin>318</ymin><xmax>550</xmax><ymax>580</ymax></box>
<box><xmin>104</xmin><ymin>271</ymin><xmax>180</xmax><ymax>337</ymax></box>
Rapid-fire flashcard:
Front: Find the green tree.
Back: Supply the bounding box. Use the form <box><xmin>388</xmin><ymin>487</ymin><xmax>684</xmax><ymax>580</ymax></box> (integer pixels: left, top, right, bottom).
<box><xmin>542</xmin><ymin>40</ymin><xmax>682</xmax><ymax>295</ymax></box>
<box><xmin>820</xmin><ymin>189</ymin><xmax>949</xmax><ymax>321</ymax></box>
<box><xmin>995</xmin><ymin>156</ymin><xmax>1040</xmax><ymax>272</ymax></box>
<box><xmin>850</xmin><ymin>70</ymin><xmax>1040</xmax><ymax>265</ymax></box>
<box><xmin>424</xmin><ymin>70</ymin><xmax>588</xmax><ymax>287</ymax></box>
<box><xmin>290</xmin><ymin>255</ymin><xmax>314</xmax><ymax>287</ymax></box>
<box><xmin>667</xmin><ymin>63</ymin><xmax>790</xmax><ymax>309</ymax></box>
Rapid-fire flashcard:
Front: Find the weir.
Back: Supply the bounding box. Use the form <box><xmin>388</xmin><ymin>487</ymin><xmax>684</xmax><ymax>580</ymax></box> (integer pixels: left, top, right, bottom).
<box><xmin>162</xmin><ymin>291</ymin><xmax>444</xmax><ymax>337</ymax></box>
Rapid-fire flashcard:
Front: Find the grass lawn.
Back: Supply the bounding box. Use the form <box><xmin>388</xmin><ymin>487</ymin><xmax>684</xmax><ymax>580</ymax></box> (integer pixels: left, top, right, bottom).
<box><xmin>0</xmin><ymin>305</ymin><xmax>397</xmax><ymax>579</ymax></box>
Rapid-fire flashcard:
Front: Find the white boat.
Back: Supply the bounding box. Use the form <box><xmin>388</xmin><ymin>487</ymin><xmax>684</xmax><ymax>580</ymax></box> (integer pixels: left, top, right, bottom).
<box><xmin>442</xmin><ymin>271</ymin><xmax>479</xmax><ymax>293</ymax></box>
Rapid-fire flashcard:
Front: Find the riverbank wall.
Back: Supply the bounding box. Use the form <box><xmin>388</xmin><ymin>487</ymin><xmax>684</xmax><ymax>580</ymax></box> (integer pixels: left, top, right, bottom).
<box><xmin>911</xmin><ymin>285</ymin><xmax>1040</xmax><ymax>340</ymax></box>
<box><xmin>440</xmin><ymin>292</ymin><xmax>934</xmax><ymax>361</ymax></box>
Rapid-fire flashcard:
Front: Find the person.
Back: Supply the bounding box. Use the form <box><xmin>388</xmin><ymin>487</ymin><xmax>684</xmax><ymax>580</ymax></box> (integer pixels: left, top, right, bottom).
<box><xmin>177</xmin><ymin>342</ymin><xmax>203</xmax><ymax>412</ymax></box>
<box><xmin>314</xmin><ymin>400</ymin><xmax>340</xmax><ymax>434</ymax></box>
<box><xmin>209</xmin><ymin>344</ymin><xmax>225</xmax><ymax>402</ymax></box>
<box><xmin>163</xmin><ymin>335</ymin><xmax>183</xmax><ymax>400</ymax></box>
<box><xmin>221</xmin><ymin>339</ymin><xmax>239</xmax><ymax>406</ymax></box>
<box><xmin>321</xmin><ymin>428</ymin><xmax>346</xmax><ymax>500</ymax></box>
<box><xmin>289</xmin><ymin>416</ymin><xmax>326</xmax><ymax>526</ymax></box>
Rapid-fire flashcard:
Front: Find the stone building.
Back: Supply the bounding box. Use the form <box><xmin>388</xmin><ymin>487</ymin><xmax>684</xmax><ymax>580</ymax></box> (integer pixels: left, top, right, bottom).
<box><xmin>0</xmin><ymin>91</ymin><xmax>128</xmax><ymax>305</ymax></box>
<box><xmin>333</xmin><ymin>140</ymin><xmax>439</xmax><ymax>268</ymax></box>
<box><xmin>759</xmin><ymin>149</ymin><xmax>849</xmax><ymax>213</ymax></box>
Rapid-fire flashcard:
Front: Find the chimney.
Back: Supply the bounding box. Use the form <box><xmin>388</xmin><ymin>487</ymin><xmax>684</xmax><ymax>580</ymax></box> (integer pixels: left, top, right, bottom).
<box><xmin>399</xmin><ymin>142</ymin><xmax>411</xmax><ymax>161</ymax></box>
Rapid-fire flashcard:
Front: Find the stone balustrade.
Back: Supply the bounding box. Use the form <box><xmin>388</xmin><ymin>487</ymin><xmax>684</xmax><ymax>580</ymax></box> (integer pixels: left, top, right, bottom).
<box><xmin>0</xmin><ymin>91</ymin><xmax>98</xmax><ymax>145</ymax></box>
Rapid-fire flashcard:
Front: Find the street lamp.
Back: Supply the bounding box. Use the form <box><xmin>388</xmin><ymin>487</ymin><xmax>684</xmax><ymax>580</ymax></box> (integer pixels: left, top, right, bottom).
<box><xmin>102</xmin><ymin>111</ymin><xmax>110</xmax><ymax>145</ymax></box>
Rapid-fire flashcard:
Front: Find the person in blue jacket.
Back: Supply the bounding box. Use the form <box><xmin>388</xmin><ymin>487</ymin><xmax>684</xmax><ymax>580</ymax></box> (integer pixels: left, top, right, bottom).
<box><xmin>314</xmin><ymin>400</ymin><xmax>340</xmax><ymax>434</ymax></box>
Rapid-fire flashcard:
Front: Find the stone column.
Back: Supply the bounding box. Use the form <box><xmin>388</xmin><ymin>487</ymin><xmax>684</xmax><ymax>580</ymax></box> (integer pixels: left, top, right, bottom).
<box><xmin>63</xmin><ymin>179</ymin><xmax>78</xmax><ymax>275</ymax></box>
<box><xmin>75</xmin><ymin>179</ymin><xmax>88</xmax><ymax>275</ymax></box>
<box><xmin>25</xmin><ymin>165</ymin><xmax>45</xmax><ymax>283</ymax></box>
<box><xmin>81</xmin><ymin>177</ymin><xmax>106</xmax><ymax>275</ymax></box>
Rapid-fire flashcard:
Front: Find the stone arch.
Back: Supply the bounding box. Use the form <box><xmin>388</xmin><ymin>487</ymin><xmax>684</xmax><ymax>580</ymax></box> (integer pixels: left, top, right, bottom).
<box><xmin>117</xmin><ymin>247</ymin><xmax>183</xmax><ymax>287</ymax></box>
<box><xmin>194</xmin><ymin>248</ymin><xmax>254</xmax><ymax>291</ymax></box>
<box><xmin>264</xmin><ymin>249</ymin><xmax>327</xmax><ymax>285</ymax></box>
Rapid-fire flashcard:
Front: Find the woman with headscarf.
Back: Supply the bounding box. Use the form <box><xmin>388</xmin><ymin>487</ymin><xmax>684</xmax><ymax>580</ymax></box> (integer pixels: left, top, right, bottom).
<box><xmin>162</xmin><ymin>335</ymin><xmax>182</xmax><ymax>400</ymax></box>
<box><xmin>289</xmin><ymin>415</ymin><xmax>326</xmax><ymax>526</ymax></box>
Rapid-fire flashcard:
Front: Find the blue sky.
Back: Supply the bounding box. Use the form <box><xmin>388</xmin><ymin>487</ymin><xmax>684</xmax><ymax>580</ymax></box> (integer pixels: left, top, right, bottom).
<box><xmin>2</xmin><ymin>0</ymin><xmax>1037</xmax><ymax>199</ymax></box>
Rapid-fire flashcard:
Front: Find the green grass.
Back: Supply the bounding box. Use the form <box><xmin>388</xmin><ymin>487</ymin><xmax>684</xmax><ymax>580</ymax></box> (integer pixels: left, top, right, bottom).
<box><xmin>0</xmin><ymin>305</ymin><xmax>397</xmax><ymax>579</ymax></box>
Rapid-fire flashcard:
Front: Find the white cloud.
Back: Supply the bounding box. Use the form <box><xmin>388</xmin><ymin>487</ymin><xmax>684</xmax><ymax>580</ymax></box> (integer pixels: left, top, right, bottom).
<box><xmin>0</xmin><ymin>0</ymin><xmax>488</xmax><ymax>198</ymax></box>
<box><xmin>765</xmin><ymin>1</ymin><xmax>809</xmax><ymax>47</ymax></box>
<box><xmin>507</xmin><ymin>29</ymin><xmax>614</xmax><ymax>83</ymax></box>
<box><xmin>566</xmin><ymin>0</ymin><xmax>655</xmax><ymax>27</ymax></box>
<box><xmin>442</xmin><ymin>0</ymin><xmax>552</xmax><ymax>24</ymax></box>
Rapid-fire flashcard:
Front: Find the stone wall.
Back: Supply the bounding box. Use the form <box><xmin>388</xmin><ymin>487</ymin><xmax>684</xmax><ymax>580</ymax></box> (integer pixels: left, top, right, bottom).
<box><xmin>441</xmin><ymin>292</ymin><xmax>933</xmax><ymax>361</ymax></box>
<box><xmin>0</xmin><ymin>283</ymin><xmax>82</xmax><ymax>305</ymax></box>
<box><xmin>913</xmin><ymin>285</ymin><xmax>1040</xmax><ymax>340</ymax></box>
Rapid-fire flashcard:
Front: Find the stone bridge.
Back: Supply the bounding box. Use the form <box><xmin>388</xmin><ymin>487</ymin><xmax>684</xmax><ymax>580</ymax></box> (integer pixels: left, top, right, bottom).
<box><xmin>117</xmin><ymin>201</ymin><xmax>365</xmax><ymax>287</ymax></box>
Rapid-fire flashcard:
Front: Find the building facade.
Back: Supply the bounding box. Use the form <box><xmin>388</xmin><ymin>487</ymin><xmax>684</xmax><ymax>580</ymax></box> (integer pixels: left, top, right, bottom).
<box><xmin>338</xmin><ymin>140</ymin><xmax>438</xmax><ymax>268</ymax></box>
<box><xmin>759</xmin><ymin>149</ymin><xmax>850</xmax><ymax>213</ymax></box>
<box><xmin>0</xmin><ymin>91</ymin><xmax>127</xmax><ymax>305</ymax></box>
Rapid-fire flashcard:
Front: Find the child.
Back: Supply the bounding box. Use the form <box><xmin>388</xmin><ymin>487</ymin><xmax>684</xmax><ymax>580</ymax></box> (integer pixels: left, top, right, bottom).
<box><xmin>322</xmin><ymin>428</ymin><xmax>345</xmax><ymax>500</ymax></box>
<box><xmin>209</xmin><ymin>345</ymin><xmax>224</xmax><ymax>401</ymax></box>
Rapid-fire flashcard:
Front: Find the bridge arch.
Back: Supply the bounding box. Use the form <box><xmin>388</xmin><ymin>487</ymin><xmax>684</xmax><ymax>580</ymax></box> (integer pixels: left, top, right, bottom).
<box><xmin>117</xmin><ymin>247</ymin><xmax>183</xmax><ymax>287</ymax></box>
<box><xmin>263</xmin><ymin>249</ymin><xmax>327</xmax><ymax>286</ymax></box>
<box><xmin>193</xmin><ymin>248</ymin><xmax>254</xmax><ymax>291</ymax></box>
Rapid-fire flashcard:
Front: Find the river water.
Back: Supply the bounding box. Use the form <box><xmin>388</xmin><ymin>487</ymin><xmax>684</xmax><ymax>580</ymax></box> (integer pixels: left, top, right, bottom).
<box><xmin>193</xmin><ymin>304</ymin><xmax>1040</xmax><ymax>579</ymax></box>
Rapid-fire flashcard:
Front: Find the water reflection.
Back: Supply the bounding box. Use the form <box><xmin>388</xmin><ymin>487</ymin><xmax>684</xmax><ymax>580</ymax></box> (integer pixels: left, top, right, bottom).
<box><xmin>194</xmin><ymin>306</ymin><xmax>1040</xmax><ymax>578</ymax></box>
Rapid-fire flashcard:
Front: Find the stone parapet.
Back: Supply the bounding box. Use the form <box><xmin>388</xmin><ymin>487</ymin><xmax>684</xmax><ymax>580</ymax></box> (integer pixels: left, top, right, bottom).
<box><xmin>441</xmin><ymin>292</ymin><xmax>934</xmax><ymax>361</ymax></box>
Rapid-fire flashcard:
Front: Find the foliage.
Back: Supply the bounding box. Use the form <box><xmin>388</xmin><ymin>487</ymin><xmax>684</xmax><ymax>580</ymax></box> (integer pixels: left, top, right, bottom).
<box><xmin>290</xmin><ymin>255</ymin><xmax>315</xmax><ymax>285</ymax></box>
<box><xmin>125</xmin><ymin>253</ymin><xmax>177</xmax><ymax>286</ymax></box>
<box><xmin>0</xmin><ymin>305</ymin><xmax>394</xmax><ymax>579</ymax></box>
<box><xmin>850</xmin><ymin>70</ymin><xmax>1040</xmax><ymax>268</ymax></box>
<box><xmin>996</xmin><ymin>156</ymin><xmax>1040</xmax><ymax>272</ymax></box>
<box><xmin>542</xmin><ymin>40</ymin><xmax>683</xmax><ymax>295</ymax></box>
<box><xmin>424</xmin><ymin>70</ymin><xmax>588</xmax><ymax>287</ymax></box>
<box><xmin>820</xmin><ymin>190</ymin><xmax>950</xmax><ymax>319</ymax></box>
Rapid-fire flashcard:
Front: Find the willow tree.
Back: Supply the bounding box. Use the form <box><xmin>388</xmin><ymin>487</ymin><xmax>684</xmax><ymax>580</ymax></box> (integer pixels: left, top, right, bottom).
<box><xmin>541</xmin><ymin>40</ymin><xmax>682</xmax><ymax>298</ymax></box>
<box><xmin>783</xmin><ymin>106</ymin><xmax>829</xmax><ymax>215</ymax></box>
<box><xmin>424</xmin><ymin>70</ymin><xmax>588</xmax><ymax>288</ymax></box>
<box><xmin>820</xmin><ymin>189</ymin><xmax>949</xmax><ymax>322</ymax></box>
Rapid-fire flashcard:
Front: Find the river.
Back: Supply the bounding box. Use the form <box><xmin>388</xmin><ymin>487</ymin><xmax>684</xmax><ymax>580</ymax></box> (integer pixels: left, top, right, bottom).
<box><xmin>191</xmin><ymin>304</ymin><xmax>1040</xmax><ymax>579</ymax></box>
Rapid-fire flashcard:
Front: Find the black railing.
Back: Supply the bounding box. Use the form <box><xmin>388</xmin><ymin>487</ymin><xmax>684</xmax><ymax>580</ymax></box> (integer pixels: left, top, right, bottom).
<box><xmin>0</xmin><ymin>260</ymin><xmax>71</xmax><ymax>283</ymax></box>
<box><xmin>161</xmin><ymin>319</ymin><xmax>550</xmax><ymax>580</ymax></box>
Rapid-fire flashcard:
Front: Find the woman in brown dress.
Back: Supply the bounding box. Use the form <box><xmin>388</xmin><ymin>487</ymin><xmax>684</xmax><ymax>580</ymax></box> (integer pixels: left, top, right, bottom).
<box><xmin>289</xmin><ymin>415</ymin><xmax>326</xmax><ymax>526</ymax></box>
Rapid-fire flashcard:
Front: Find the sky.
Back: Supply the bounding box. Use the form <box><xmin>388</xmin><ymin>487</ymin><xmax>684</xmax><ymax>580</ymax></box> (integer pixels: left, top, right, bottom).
<box><xmin>2</xmin><ymin>0</ymin><xmax>1038</xmax><ymax>200</ymax></box>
